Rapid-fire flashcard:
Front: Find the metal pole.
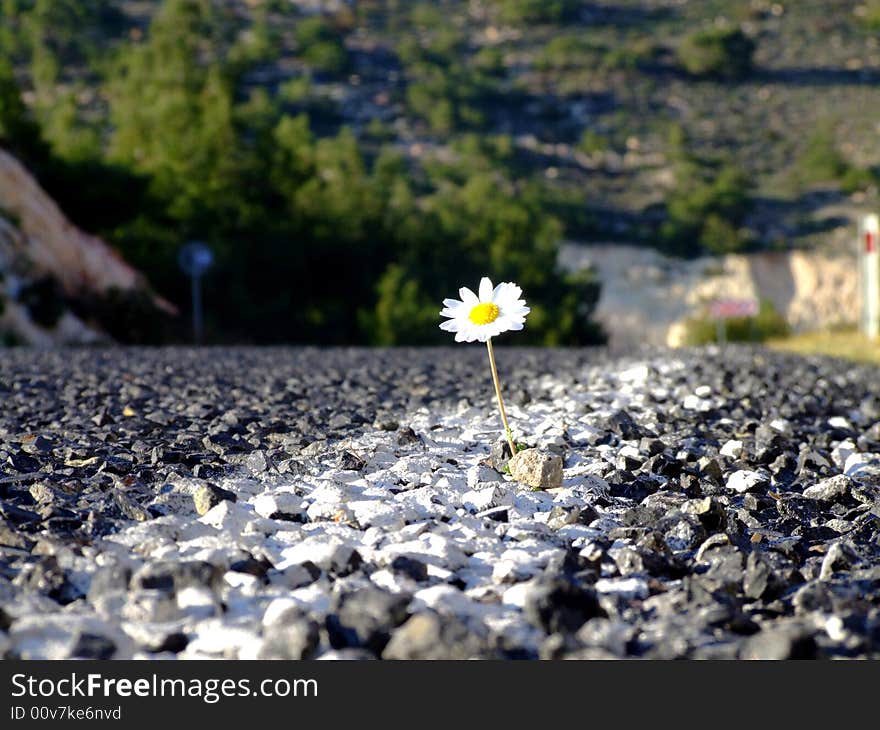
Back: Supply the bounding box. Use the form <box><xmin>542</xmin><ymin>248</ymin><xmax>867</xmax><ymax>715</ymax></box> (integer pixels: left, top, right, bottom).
<box><xmin>192</xmin><ymin>274</ymin><xmax>204</xmax><ymax>344</ymax></box>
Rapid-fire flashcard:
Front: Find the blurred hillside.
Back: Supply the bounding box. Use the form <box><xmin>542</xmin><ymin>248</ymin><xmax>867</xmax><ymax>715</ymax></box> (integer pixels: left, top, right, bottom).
<box><xmin>1</xmin><ymin>0</ymin><xmax>878</xmax><ymax>344</ymax></box>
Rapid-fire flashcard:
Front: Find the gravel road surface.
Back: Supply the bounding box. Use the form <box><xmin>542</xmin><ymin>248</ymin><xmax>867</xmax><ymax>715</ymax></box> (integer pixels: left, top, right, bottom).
<box><xmin>1</xmin><ymin>346</ymin><xmax>878</xmax><ymax>659</ymax></box>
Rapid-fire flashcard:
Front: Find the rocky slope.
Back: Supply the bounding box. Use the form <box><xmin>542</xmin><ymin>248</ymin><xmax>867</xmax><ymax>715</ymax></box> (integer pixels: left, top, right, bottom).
<box><xmin>0</xmin><ymin>347</ymin><xmax>878</xmax><ymax>660</ymax></box>
<box><xmin>0</xmin><ymin>149</ymin><xmax>173</xmax><ymax>345</ymax></box>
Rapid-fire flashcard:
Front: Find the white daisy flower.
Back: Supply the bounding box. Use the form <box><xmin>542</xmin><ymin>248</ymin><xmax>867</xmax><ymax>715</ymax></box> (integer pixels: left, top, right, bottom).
<box><xmin>438</xmin><ymin>277</ymin><xmax>530</xmax><ymax>343</ymax></box>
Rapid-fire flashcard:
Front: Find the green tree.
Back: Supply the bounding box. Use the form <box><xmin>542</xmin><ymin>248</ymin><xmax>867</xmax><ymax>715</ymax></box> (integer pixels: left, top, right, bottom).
<box><xmin>398</xmin><ymin>26</ymin><xmax>496</xmax><ymax>135</ymax></box>
<box><xmin>107</xmin><ymin>0</ymin><xmax>244</xmax><ymax>223</ymax></box>
<box><xmin>0</xmin><ymin>58</ymin><xmax>46</xmax><ymax>162</ymax></box>
<box><xmin>660</xmin><ymin>127</ymin><xmax>753</xmax><ymax>256</ymax></box>
<box><xmin>295</xmin><ymin>16</ymin><xmax>349</xmax><ymax>75</ymax></box>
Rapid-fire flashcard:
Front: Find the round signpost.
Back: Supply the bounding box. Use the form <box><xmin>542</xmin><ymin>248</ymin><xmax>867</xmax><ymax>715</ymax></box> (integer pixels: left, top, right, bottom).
<box><xmin>178</xmin><ymin>241</ymin><xmax>214</xmax><ymax>344</ymax></box>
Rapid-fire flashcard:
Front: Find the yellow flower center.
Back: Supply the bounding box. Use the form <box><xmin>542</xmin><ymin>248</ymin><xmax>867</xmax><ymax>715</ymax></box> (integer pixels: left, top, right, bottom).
<box><xmin>469</xmin><ymin>302</ymin><xmax>500</xmax><ymax>325</ymax></box>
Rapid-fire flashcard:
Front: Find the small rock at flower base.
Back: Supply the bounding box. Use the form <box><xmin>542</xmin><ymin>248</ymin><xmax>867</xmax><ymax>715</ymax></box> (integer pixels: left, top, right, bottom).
<box><xmin>193</xmin><ymin>483</ymin><xmax>237</xmax><ymax>515</ymax></box>
<box><xmin>508</xmin><ymin>448</ymin><xmax>563</xmax><ymax>490</ymax></box>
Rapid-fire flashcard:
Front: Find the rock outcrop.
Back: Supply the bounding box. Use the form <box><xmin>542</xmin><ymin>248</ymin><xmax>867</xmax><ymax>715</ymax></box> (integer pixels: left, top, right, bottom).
<box><xmin>0</xmin><ymin>147</ymin><xmax>174</xmax><ymax>345</ymax></box>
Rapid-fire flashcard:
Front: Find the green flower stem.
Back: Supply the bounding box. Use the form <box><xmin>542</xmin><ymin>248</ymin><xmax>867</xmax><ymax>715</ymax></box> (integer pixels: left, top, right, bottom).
<box><xmin>486</xmin><ymin>337</ymin><xmax>517</xmax><ymax>457</ymax></box>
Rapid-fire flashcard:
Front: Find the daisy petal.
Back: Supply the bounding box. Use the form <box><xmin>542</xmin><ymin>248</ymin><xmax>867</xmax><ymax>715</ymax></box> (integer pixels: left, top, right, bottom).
<box><xmin>496</xmin><ymin>282</ymin><xmax>522</xmax><ymax>304</ymax></box>
<box><xmin>478</xmin><ymin>277</ymin><xmax>494</xmax><ymax>302</ymax></box>
<box><xmin>459</xmin><ymin>287</ymin><xmax>479</xmax><ymax>306</ymax></box>
<box><xmin>439</xmin><ymin>319</ymin><xmax>459</xmax><ymax>331</ymax></box>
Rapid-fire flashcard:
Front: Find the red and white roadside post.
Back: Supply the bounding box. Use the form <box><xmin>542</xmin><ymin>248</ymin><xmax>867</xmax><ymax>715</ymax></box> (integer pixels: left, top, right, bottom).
<box><xmin>860</xmin><ymin>214</ymin><xmax>880</xmax><ymax>340</ymax></box>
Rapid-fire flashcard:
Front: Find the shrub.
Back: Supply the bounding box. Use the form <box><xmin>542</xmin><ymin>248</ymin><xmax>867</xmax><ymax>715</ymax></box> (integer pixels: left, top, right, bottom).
<box><xmin>535</xmin><ymin>36</ymin><xmax>591</xmax><ymax>70</ymax></box>
<box><xmin>796</xmin><ymin>124</ymin><xmax>848</xmax><ymax>184</ymax></box>
<box><xmin>577</xmin><ymin>129</ymin><xmax>610</xmax><ymax>155</ymax></box>
<box><xmin>493</xmin><ymin>0</ymin><xmax>582</xmax><ymax>24</ymax></box>
<box><xmin>862</xmin><ymin>1</ymin><xmax>880</xmax><ymax>30</ymax></box>
<box><xmin>682</xmin><ymin>299</ymin><xmax>789</xmax><ymax>345</ymax></box>
<box><xmin>601</xmin><ymin>38</ymin><xmax>659</xmax><ymax>70</ymax></box>
<box><xmin>794</xmin><ymin>123</ymin><xmax>880</xmax><ymax>193</ymax></box>
<box><xmin>473</xmin><ymin>46</ymin><xmax>505</xmax><ymax>76</ymax></box>
<box><xmin>677</xmin><ymin>27</ymin><xmax>755</xmax><ymax>80</ymax></box>
<box><xmin>841</xmin><ymin>165</ymin><xmax>880</xmax><ymax>194</ymax></box>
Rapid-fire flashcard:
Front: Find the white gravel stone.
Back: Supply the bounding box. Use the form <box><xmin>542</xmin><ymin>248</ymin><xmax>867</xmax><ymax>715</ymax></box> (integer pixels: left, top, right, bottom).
<box><xmin>9</xmin><ymin>614</ymin><xmax>134</xmax><ymax>660</ymax></box>
<box><xmin>412</xmin><ymin>585</ymin><xmax>485</xmax><ymax>618</ymax></box>
<box><xmin>595</xmin><ymin>577</ymin><xmax>650</xmax><ymax>600</ymax></box>
<box><xmin>198</xmin><ymin>500</ymin><xmax>255</xmax><ymax>532</ymax></box>
<box><xmin>262</xmin><ymin>597</ymin><xmax>304</xmax><ymax>628</ymax></box>
<box><xmin>252</xmin><ymin>491</ymin><xmax>303</xmax><ymax>519</ymax></box>
<box><xmin>720</xmin><ymin>439</ymin><xmax>744</xmax><ymax>458</ymax></box>
<box><xmin>181</xmin><ymin>621</ymin><xmax>260</xmax><ymax>659</ymax></box>
<box><xmin>462</xmin><ymin>486</ymin><xmax>513</xmax><ymax>512</ymax></box>
<box><xmin>467</xmin><ymin>464</ymin><xmax>505</xmax><ymax>489</ymax></box>
<box><xmin>276</xmin><ymin>537</ymin><xmax>357</xmax><ymax>572</ymax></box>
<box><xmin>177</xmin><ymin>586</ymin><xmax>218</xmax><ymax>619</ymax></box>
<box><xmin>682</xmin><ymin>394</ymin><xmax>712</xmax><ymax>411</ymax></box>
<box><xmin>843</xmin><ymin>452</ymin><xmax>880</xmax><ymax>480</ymax></box>
<box><xmin>347</xmin><ymin>499</ymin><xmax>412</xmax><ymax>529</ymax></box>
<box><xmin>617</xmin><ymin>364</ymin><xmax>650</xmax><ymax>383</ymax></box>
<box><xmin>491</xmin><ymin>546</ymin><xmax>557</xmax><ymax>583</ymax></box>
<box><xmin>380</xmin><ymin>534</ymin><xmax>468</xmax><ymax>570</ymax></box>
<box><xmin>768</xmin><ymin>418</ymin><xmax>791</xmax><ymax>434</ymax></box>
<box><xmin>501</xmin><ymin>582</ymin><xmax>533</xmax><ymax>608</ymax></box>
<box><xmin>726</xmin><ymin>469</ymin><xmax>767</xmax><ymax>493</ymax></box>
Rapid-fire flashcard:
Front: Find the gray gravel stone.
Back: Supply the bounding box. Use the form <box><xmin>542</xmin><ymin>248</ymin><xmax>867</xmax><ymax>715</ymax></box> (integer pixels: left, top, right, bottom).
<box><xmin>803</xmin><ymin>474</ymin><xmax>852</xmax><ymax>502</ymax></box>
